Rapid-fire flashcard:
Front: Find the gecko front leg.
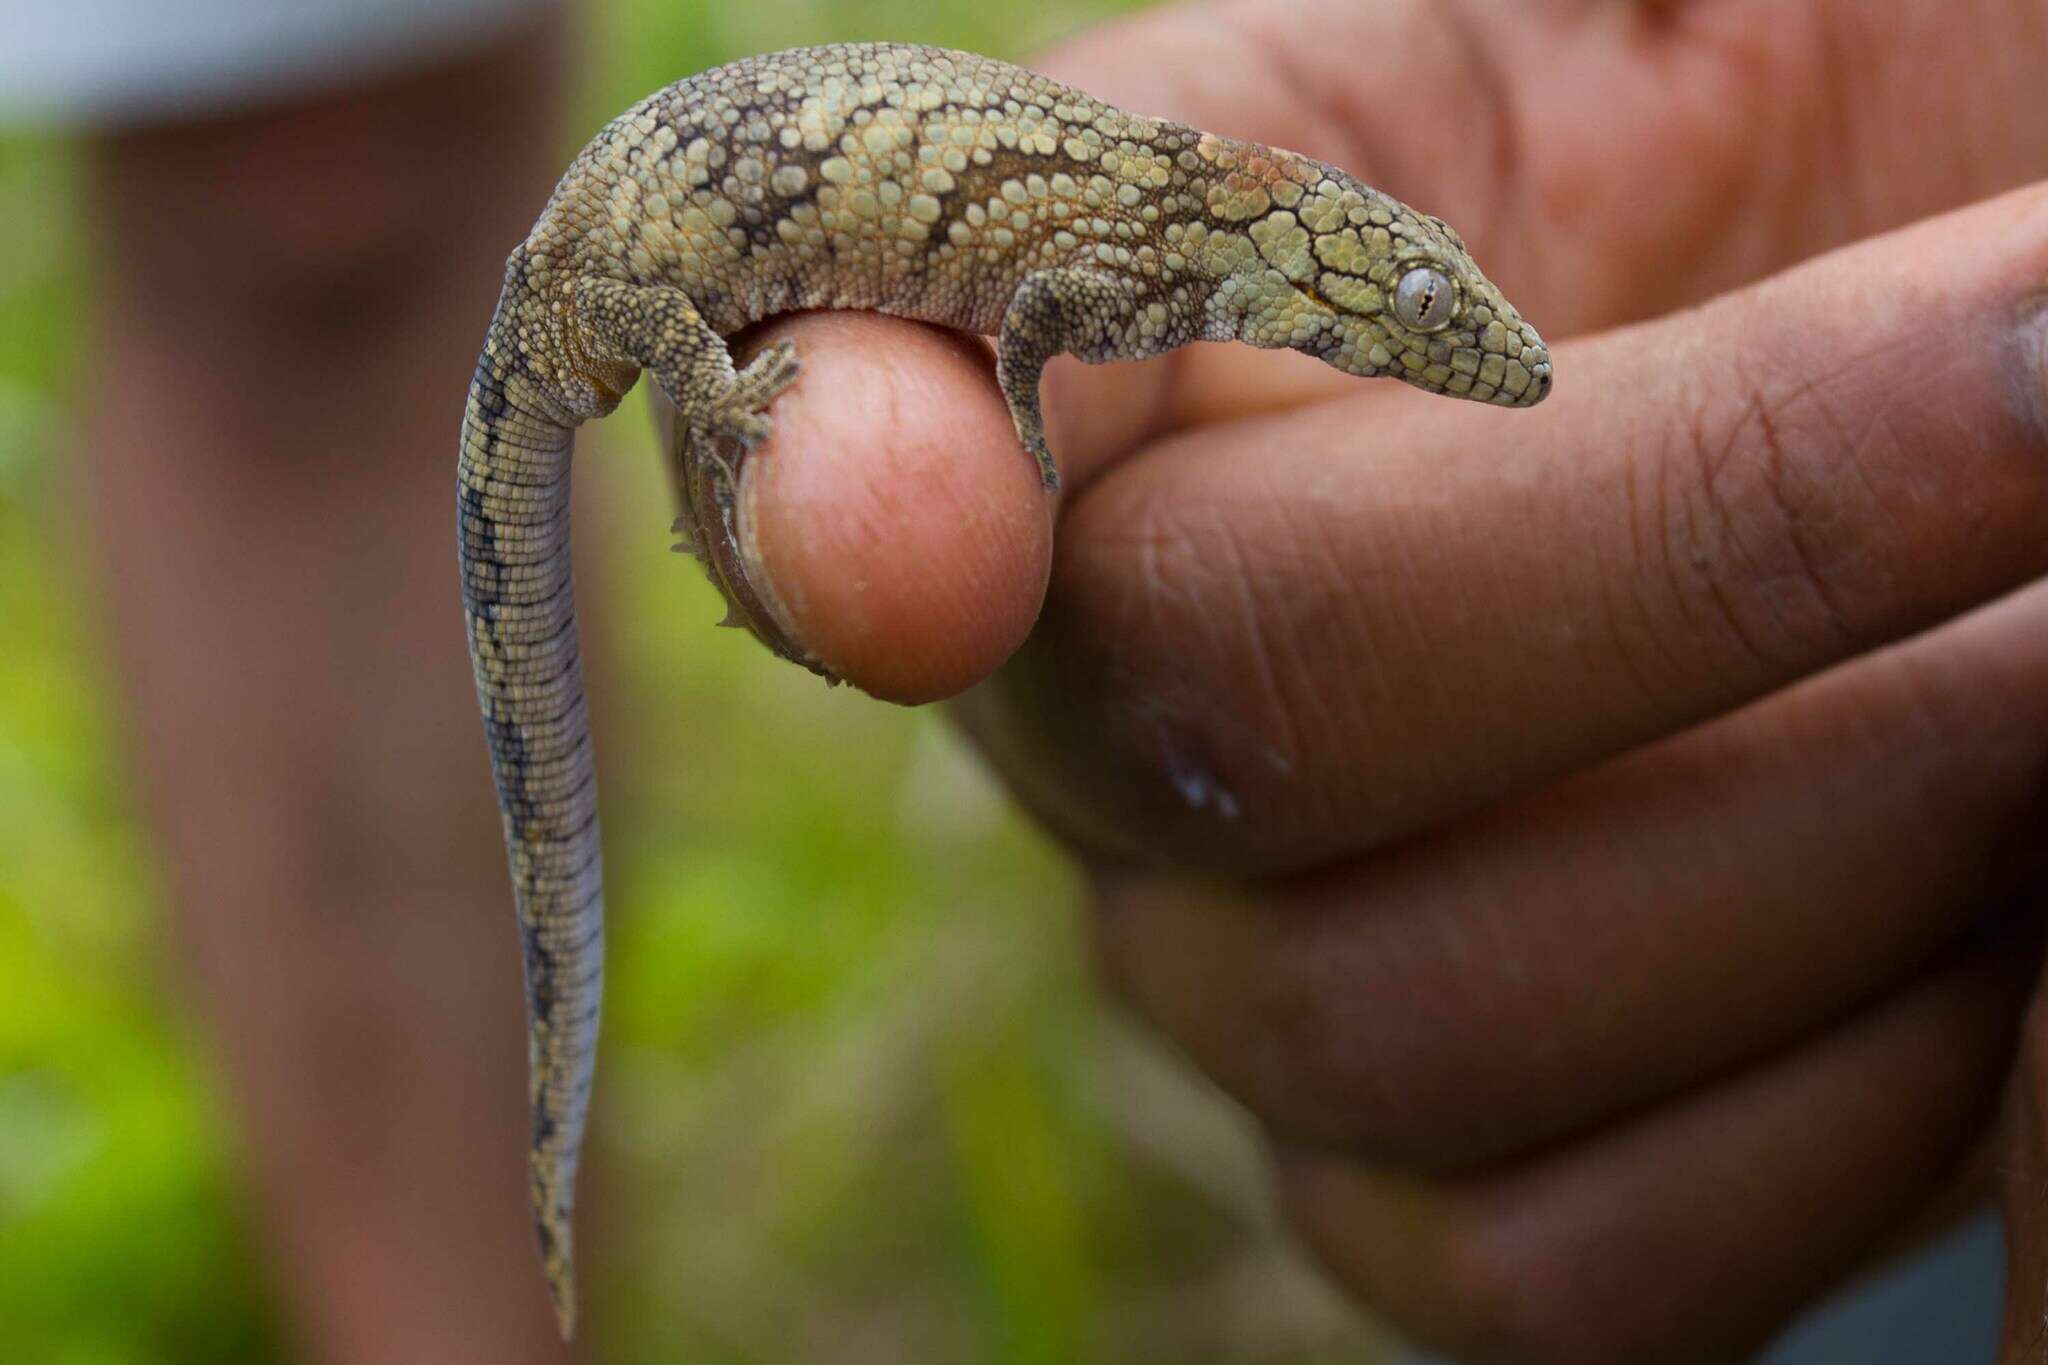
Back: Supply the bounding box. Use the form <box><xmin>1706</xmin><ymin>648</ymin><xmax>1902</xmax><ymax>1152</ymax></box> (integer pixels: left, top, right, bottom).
<box><xmin>996</xmin><ymin>268</ymin><xmax>1168</xmax><ymax>492</ymax></box>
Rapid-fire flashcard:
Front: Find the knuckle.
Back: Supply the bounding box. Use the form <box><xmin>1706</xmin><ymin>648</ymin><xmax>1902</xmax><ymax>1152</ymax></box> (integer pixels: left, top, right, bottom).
<box><xmin>1240</xmin><ymin>966</ymin><xmax>1391</xmax><ymax>1146</ymax></box>
<box><xmin>1087</xmin><ymin>873</ymin><xmax>1443</xmax><ymax>1157</ymax></box>
<box><xmin>1237</xmin><ymin>929</ymin><xmax>1464</xmax><ymax>1161</ymax></box>
<box><xmin>1630</xmin><ymin>361</ymin><xmax>1878</xmax><ymax>688</ymax></box>
<box><xmin>1284</xmin><ymin>1169</ymin><xmax>1671</xmax><ymax>1365</ymax></box>
<box><xmin>1418</xmin><ymin>1207</ymin><xmax>1677</xmax><ymax>1365</ymax></box>
<box><xmin>1427</xmin><ymin>1223</ymin><xmax>1575</xmax><ymax>1365</ymax></box>
<box><xmin>1058</xmin><ymin>494</ymin><xmax>1324</xmax><ymax>865</ymax></box>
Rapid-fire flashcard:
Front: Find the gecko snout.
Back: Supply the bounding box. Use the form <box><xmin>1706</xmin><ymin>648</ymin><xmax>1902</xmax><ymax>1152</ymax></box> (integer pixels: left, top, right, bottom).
<box><xmin>1502</xmin><ymin>320</ymin><xmax>1552</xmax><ymax>406</ymax></box>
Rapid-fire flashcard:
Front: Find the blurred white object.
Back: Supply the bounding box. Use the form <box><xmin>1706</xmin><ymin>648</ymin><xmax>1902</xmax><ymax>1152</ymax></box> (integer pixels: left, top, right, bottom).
<box><xmin>0</xmin><ymin>0</ymin><xmax>553</xmax><ymax>121</ymax></box>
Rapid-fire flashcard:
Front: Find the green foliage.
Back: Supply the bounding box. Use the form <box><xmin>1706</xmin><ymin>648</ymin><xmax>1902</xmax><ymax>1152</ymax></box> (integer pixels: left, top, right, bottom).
<box><xmin>0</xmin><ymin>135</ymin><xmax>280</xmax><ymax>1363</ymax></box>
<box><xmin>573</xmin><ymin>0</ymin><xmax>1140</xmax><ymax>136</ymax></box>
<box><xmin>0</xmin><ymin>5</ymin><xmax>1385</xmax><ymax>1361</ymax></box>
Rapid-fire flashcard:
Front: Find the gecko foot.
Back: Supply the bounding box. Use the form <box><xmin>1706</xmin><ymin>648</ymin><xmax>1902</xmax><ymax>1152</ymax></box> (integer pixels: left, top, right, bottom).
<box><xmin>1003</xmin><ymin>408</ymin><xmax>1062</xmax><ymax>492</ymax></box>
<box><xmin>1022</xmin><ymin>430</ymin><xmax>1061</xmax><ymax>492</ymax></box>
<box><xmin>704</xmin><ymin>340</ymin><xmax>801</xmax><ymax>449</ymax></box>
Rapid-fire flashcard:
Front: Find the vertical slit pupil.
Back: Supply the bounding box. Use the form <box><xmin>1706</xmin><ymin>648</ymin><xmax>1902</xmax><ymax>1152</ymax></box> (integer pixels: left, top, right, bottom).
<box><xmin>1398</xmin><ymin>266</ymin><xmax>1450</xmax><ymax>330</ymax></box>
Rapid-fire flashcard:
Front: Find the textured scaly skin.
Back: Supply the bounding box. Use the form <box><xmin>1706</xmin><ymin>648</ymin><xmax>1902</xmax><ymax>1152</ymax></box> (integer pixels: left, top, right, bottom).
<box><xmin>457</xmin><ymin>41</ymin><xmax>1551</xmax><ymax>1337</ymax></box>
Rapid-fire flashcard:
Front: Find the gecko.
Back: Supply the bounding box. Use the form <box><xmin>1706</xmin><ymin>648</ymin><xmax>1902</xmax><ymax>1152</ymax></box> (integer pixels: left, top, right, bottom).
<box><xmin>457</xmin><ymin>40</ymin><xmax>1551</xmax><ymax>1338</ymax></box>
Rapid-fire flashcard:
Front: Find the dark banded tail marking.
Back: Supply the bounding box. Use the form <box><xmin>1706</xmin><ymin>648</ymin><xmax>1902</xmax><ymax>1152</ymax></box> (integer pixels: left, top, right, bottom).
<box><xmin>457</xmin><ymin>305</ymin><xmax>599</xmax><ymax>1341</ymax></box>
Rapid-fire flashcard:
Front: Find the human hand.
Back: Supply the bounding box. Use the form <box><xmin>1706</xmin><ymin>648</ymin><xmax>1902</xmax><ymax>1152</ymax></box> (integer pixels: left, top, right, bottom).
<box><xmin>695</xmin><ymin>2</ymin><xmax>2048</xmax><ymax>1360</ymax></box>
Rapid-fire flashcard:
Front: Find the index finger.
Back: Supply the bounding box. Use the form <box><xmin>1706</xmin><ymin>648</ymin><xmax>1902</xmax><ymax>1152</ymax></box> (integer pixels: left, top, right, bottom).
<box><xmin>954</xmin><ymin>183</ymin><xmax>2048</xmax><ymax>872</ymax></box>
<box><xmin>1030</xmin><ymin>0</ymin><xmax>2048</xmax><ymax>478</ymax></box>
<box><xmin>707</xmin><ymin>0</ymin><xmax>2048</xmax><ymax>701</ymax></box>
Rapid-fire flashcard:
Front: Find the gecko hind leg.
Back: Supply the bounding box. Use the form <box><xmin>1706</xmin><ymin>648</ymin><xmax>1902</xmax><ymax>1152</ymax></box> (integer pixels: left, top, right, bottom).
<box><xmin>574</xmin><ymin>276</ymin><xmax>818</xmax><ymax>662</ymax></box>
<box><xmin>572</xmin><ymin>276</ymin><xmax>801</xmax><ymax>459</ymax></box>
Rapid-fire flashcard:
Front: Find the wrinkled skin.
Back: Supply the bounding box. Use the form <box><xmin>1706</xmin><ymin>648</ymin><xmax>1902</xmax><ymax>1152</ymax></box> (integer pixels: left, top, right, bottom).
<box><xmin>705</xmin><ymin>1</ymin><xmax>2048</xmax><ymax>1362</ymax></box>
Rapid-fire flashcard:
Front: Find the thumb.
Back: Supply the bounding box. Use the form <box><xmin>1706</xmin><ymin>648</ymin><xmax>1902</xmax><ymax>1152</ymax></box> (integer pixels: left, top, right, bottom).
<box><xmin>675</xmin><ymin>310</ymin><xmax>1052</xmax><ymax>705</ymax></box>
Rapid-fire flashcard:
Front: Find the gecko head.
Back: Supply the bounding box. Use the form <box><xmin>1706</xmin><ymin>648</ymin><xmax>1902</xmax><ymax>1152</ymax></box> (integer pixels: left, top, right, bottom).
<box><xmin>1234</xmin><ymin>174</ymin><xmax>1551</xmax><ymax>407</ymax></box>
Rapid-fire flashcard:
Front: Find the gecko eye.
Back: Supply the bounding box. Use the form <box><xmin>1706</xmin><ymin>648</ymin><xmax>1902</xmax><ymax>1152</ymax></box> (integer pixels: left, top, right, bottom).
<box><xmin>1394</xmin><ymin>265</ymin><xmax>1457</xmax><ymax>333</ymax></box>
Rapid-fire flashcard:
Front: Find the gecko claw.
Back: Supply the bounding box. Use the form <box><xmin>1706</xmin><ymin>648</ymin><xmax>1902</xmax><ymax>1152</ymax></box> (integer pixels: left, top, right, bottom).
<box><xmin>704</xmin><ymin>340</ymin><xmax>801</xmax><ymax>449</ymax></box>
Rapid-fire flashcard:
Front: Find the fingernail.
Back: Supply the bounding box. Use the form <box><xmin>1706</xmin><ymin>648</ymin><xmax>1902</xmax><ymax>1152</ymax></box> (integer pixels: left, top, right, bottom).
<box><xmin>668</xmin><ymin>428</ymin><xmax>835</xmax><ymax>681</ymax></box>
<box><xmin>731</xmin><ymin>463</ymin><xmax>835</xmax><ymax>678</ymax></box>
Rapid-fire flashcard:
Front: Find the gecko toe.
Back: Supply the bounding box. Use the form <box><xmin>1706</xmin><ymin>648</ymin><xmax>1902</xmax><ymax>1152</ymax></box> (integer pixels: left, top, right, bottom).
<box><xmin>733</xmin><ymin>339</ymin><xmax>801</xmax><ymax>405</ymax></box>
<box><xmin>711</xmin><ymin>410</ymin><xmax>775</xmax><ymax>449</ymax></box>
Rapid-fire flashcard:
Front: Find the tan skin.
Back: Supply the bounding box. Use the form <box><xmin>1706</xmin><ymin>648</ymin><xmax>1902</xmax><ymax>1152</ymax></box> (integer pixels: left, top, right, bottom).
<box><xmin>720</xmin><ymin>1</ymin><xmax>2048</xmax><ymax>1362</ymax></box>
<box><xmin>86</xmin><ymin>1</ymin><xmax>2045</xmax><ymax>1359</ymax></box>
<box><xmin>86</xmin><ymin>18</ymin><xmax>574</xmax><ymax>1363</ymax></box>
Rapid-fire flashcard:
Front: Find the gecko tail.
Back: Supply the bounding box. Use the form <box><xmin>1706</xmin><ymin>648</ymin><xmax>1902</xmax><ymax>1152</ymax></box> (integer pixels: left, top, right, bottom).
<box><xmin>524</xmin><ymin>853</ymin><xmax>602</xmax><ymax>1342</ymax></box>
<box><xmin>526</xmin><ymin>866</ymin><xmax>601</xmax><ymax>1342</ymax></box>
<box><xmin>543</xmin><ymin>1219</ymin><xmax>578</xmax><ymax>1339</ymax></box>
<box><xmin>458</xmin><ymin>293</ymin><xmax>605</xmax><ymax>1343</ymax></box>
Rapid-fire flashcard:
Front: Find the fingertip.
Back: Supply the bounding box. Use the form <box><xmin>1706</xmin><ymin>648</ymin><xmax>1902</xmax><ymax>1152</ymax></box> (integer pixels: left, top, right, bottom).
<box><xmin>733</xmin><ymin>311</ymin><xmax>1053</xmax><ymax>705</ymax></box>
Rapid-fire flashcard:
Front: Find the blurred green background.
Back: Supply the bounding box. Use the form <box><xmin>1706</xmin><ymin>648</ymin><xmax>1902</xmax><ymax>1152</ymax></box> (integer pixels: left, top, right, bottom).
<box><xmin>0</xmin><ymin>1</ymin><xmax>1388</xmax><ymax>1360</ymax></box>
